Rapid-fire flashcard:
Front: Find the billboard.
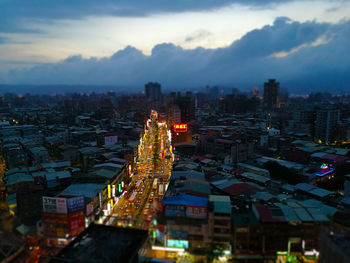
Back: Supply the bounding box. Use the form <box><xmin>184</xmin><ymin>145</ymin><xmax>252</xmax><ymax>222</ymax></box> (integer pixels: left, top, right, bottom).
<box><xmin>68</xmin><ymin>211</ymin><xmax>85</xmax><ymax>237</ymax></box>
<box><xmin>42</xmin><ymin>212</ymin><xmax>85</xmax><ymax>238</ymax></box>
<box><xmin>173</xmin><ymin>123</ymin><xmax>188</xmax><ymax>133</ymax></box>
<box><xmin>67</xmin><ymin>196</ymin><xmax>85</xmax><ymax>213</ymax></box>
<box><xmin>42</xmin><ymin>213</ymin><xmax>69</xmax><ymax>237</ymax></box>
<box><xmin>43</xmin><ymin>196</ymin><xmax>85</xmax><ymax>214</ymax></box>
<box><xmin>167</xmin><ymin>239</ymin><xmax>189</xmax><ymax>249</ymax></box>
<box><xmin>164</xmin><ymin>205</ymin><xmax>186</xmax><ymax>217</ymax></box>
<box><xmin>43</xmin><ymin>197</ymin><xmax>67</xmax><ymax>214</ymax></box>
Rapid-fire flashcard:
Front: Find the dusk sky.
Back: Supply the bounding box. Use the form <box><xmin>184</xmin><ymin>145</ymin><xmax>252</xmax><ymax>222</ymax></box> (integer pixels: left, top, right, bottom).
<box><xmin>0</xmin><ymin>0</ymin><xmax>350</xmax><ymax>93</ymax></box>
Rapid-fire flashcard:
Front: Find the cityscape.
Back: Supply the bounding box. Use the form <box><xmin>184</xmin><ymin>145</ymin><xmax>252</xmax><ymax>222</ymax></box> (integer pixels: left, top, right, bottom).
<box><xmin>1</xmin><ymin>1</ymin><xmax>350</xmax><ymax>263</ymax></box>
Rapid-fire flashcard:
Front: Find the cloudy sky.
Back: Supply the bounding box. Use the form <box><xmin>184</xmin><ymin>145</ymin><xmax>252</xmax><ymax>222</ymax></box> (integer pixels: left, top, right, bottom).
<box><xmin>0</xmin><ymin>0</ymin><xmax>349</xmax><ymax>93</ymax></box>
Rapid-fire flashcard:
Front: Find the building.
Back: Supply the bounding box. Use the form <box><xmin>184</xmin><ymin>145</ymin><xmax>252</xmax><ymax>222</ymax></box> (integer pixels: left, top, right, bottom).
<box><xmin>49</xmin><ymin>224</ymin><xmax>148</xmax><ymax>263</ymax></box>
<box><xmin>145</xmin><ymin>82</ymin><xmax>162</xmax><ymax>102</ymax></box>
<box><xmin>77</xmin><ymin>147</ymin><xmax>104</xmax><ymax>170</ymax></box>
<box><xmin>4</xmin><ymin>173</ymin><xmax>34</xmax><ymax>194</ymax></box>
<box><xmin>96</xmin><ymin>130</ymin><xmax>118</xmax><ymax>146</ymax></box>
<box><xmin>161</xmin><ymin>193</ymin><xmax>210</xmax><ymax>251</ymax></box>
<box><xmin>167</xmin><ymin>104</ymin><xmax>181</xmax><ymax>127</ymax></box>
<box><xmin>2</xmin><ymin>143</ymin><xmax>28</xmax><ymax>169</ymax></box>
<box><xmin>176</xmin><ymin>92</ymin><xmax>195</xmax><ymax>122</ymax></box>
<box><xmin>314</xmin><ymin>106</ymin><xmax>340</xmax><ymax>144</ymax></box>
<box><xmin>231</xmin><ymin>204</ymin><xmax>326</xmax><ymax>262</ymax></box>
<box><xmin>318</xmin><ymin>233</ymin><xmax>350</xmax><ymax>263</ymax></box>
<box><xmin>16</xmin><ymin>184</ymin><xmax>44</xmax><ymax>223</ymax></box>
<box><xmin>41</xmin><ymin>195</ymin><xmax>86</xmax><ymax>244</ymax></box>
<box><xmin>28</xmin><ymin>146</ymin><xmax>49</xmax><ymax>164</ymax></box>
<box><xmin>208</xmin><ymin>195</ymin><xmax>232</xmax><ymax>245</ymax></box>
<box><xmin>263</xmin><ymin>79</ymin><xmax>279</xmax><ymax>109</ymax></box>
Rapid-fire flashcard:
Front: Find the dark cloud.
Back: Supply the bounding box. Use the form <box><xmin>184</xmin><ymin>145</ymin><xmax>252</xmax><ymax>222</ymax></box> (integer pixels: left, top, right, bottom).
<box><xmin>213</xmin><ymin>17</ymin><xmax>331</xmax><ymax>64</ymax></box>
<box><xmin>4</xmin><ymin>17</ymin><xmax>350</xmax><ymax>93</ymax></box>
<box><xmin>0</xmin><ymin>0</ymin><xmax>291</xmax><ymax>33</ymax></box>
<box><xmin>185</xmin><ymin>30</ymin><xmax>212</xmax><ymax>42</ymax></box>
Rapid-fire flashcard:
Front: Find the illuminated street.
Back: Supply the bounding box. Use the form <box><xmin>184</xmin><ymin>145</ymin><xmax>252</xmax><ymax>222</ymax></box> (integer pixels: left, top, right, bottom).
<box><xmin>108</xmin><ymin>110</ymin><xmax>173</xmax><ymax>230</ymax></box>
<box><xmin>0</xmin><ymin>154</ymin><xmax>11</xmax><ymax>231</ymax></box>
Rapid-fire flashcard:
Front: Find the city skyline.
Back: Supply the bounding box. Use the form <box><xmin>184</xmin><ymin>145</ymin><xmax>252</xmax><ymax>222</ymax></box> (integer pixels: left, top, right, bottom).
<box><xmin>0</xmin><ymin>0</ymin><xmax>350</xmax><ymax>92</ymax></box>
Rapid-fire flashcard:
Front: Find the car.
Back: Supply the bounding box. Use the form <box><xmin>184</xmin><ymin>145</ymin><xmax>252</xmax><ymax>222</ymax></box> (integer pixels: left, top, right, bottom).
<box><xmin>145</xmin><ymin>215</ymin><xmax>152</xmax><ymax>222</ymax></box>
<box><xmin>149</xmin><ymin>198</ymin><xmax>153</xmax><ymax>202</ymax></box>
<box><xmin>143</xmin><ymin>209</ymin><xmax>148</xmax><ymax>215</ymax></box>
<box><xmin>145</xmin><ymin>204</ymin><xmax>150</xmax><ymax>209</ymax></box>
<box><xmin>135</xmin><ymin>204</ymin><xmax>140</xmax><ymax>209</ymax></box>
<box><xmin>150</xmin><ymin>208</ymin><xmax>155</xmax><ymax>213</ymax></box>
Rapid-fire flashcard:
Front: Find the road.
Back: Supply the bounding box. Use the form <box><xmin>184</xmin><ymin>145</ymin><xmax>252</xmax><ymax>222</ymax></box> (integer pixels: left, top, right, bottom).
<box><xmin>107</xmin><ymin>110</ymin><xmax>173</xmax><ymax>230</ymax></box>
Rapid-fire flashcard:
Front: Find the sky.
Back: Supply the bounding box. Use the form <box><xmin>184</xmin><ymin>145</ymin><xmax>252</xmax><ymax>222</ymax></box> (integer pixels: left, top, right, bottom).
<box><xmin>0</xmin><ymin>0</ymin><xmax>350</xmax><ymax>93</ymax></box>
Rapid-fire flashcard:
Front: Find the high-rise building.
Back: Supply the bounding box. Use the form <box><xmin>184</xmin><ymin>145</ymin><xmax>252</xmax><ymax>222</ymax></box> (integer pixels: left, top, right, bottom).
<box><xmin>145</xmin><ymin>82</ymin><xmax>162</xmax><ymax>102</ymax></box>
<box><xmin>263</xmin><ymin>79</ymin><xmax>279</xmax><ymax>109</ymax></box>
<box><xmin>167</xmin><ymin>104</ymin><xmax>181</xmax><ymax>127</ymax></box>
<box><xmin>176</xmin><ymin>92</ymin><xmax>195</xmax><ymax>122</ymax></box>
<box><xmin>314</xmin><ymin>106</ymin><xmax>340</xmax><ymax>144</ymax></box>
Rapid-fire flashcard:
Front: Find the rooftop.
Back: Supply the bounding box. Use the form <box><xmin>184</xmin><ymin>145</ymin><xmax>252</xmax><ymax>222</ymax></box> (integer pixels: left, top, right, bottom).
<box><xmin>240</xmin><ymin>172</ymin><xmax>271</xmax><ymax>185</ymax></box>
<box><xmin>257</xmin><ymin>156</ymin><xmax>304</xmax><ymax>170</ymax></box>
<box><xmin>171</xmin><ymin>170</ymin><xmax>205</xmax><ymax>181</ymax></box>
<box><xmin>222</xmin><ymin>183</ymin><xmax>260</xmax><ymax>197</ymax></box>
<box><xmin>176</xmin><ymin>179</ymin><xmax>211</xmax><ymax>197</ymax></box>
<box><xmin>51</xmin><ymin>224</ymin><xmax>148</xmax><ymax>263</ymax></box>
<box><xmin>162</xmin><ymin>193</ymin><xmax>208</xmax><ymax>207</ymax></box>
<box><xmin>311</xmin><ymin>152</ymin><xmax>347</xmax><ymax>163</ymax></box>
<box><xmin>232</xmin><ymin>209</ymin><xmax>259</xmax><ymax>226</ymax></box>
<box><xmin>209</xmin><ymin>195</ymin><xmax>231</xmax><ymax>214</ymax></box>
<box><xmin>295</xmin><ymin>183</ymin><xmax>334</xmax><ymax>198</ymax></box>
<box><xmin>60</xmin><ymin>183</ymin><xmax>106</xmax><ymax>199</ymax></box>
<box><xmin>5</xmin><ymin>173</ymin><xmax>33</xmax><ymax>186</ymax></box>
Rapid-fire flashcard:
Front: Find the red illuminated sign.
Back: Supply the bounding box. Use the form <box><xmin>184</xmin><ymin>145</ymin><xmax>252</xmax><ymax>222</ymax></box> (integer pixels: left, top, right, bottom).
<box><xmin>173</xmin><ymin>123</ymin><xmax>188</xmax><ymax>133</ymax></box>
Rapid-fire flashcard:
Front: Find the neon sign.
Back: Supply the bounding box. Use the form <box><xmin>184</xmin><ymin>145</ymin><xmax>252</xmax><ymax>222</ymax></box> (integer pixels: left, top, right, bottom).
<box><xmin>315</xmin><ymin>164</ymin><xmax>334</xmax><ymax>177</ymax></box>
<box><xmin>173</xmin><ymin>123</ymin><xmax>188</xmax><ymax>133</ymax></box>
<box><xmin>320</xmin><ymin>163</ymin><xmax>328</xmax><ymax>169</ymax></box>
<box><xmin>167</xmin><ymin>239</ymin><xmax>189</xmax><ymax>249</ymax></box>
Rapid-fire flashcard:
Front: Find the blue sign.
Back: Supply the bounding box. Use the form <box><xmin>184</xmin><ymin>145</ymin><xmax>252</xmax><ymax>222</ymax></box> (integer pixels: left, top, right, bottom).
<box><xmin>164</xmin><ymin>205</ymin><xmax>186</xmax><ymax>217</ymax></box>
<box><xmin>67</xmin><ymin>196</ymin><xmax>85</xmax><ymax>213</ymax></box>
<box><xmin>167</xmin><ymin>239</ymin><xmax>189</xmax><ymax>249</ymax></box>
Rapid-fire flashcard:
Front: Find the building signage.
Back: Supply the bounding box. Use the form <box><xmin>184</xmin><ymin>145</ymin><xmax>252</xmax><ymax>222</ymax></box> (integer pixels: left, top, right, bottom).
<box><xmin>164</xmin><ymin>205</ymin><xmax>186</xmax><ymax>217</ymax></box>
<box><xmin>67</xmin><ymin>196</ymin><xmax>85</xmax><ymax>213</ymax></box>
<box><xmin>43</xmin><ymin>197</ymin><xmax>67</xmax><ymax>214</ymax></box>
<box><xmin>167</xmin><ymin>239</ymin><xmax>189</xmax><ymax>249</ymax></box>
<box><xmin>173</xmin><ymin>123</ymin><xmax>188</xmax><ymax>133</ymax></box>
<box><xmin>186</xmin><ymin>206</ymin><xmax>207</xmax><ymax>219</ymax></box>
<box><xmin>68</xmin><ymin>211</ymin><xmax>85</xmax><ymax>237</ymax></box>
<box><xmin>86</xmin><ymin>202</ymin><xmax>94</xmax><ymax>216</ymax></box>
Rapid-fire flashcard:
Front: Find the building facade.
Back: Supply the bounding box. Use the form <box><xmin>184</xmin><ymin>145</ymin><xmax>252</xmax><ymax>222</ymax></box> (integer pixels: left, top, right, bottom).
<box><xmin>263</xmin><ymin>79</ymin><xmax>279</xmax><ymax>109</ymax></box>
